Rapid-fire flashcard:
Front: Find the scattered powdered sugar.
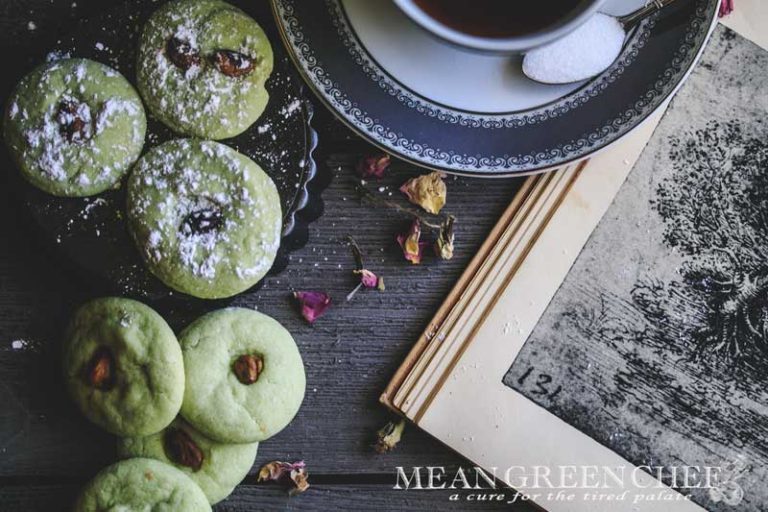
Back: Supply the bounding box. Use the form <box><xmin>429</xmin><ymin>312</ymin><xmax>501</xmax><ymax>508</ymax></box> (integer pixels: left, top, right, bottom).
<box><xmin>522</xmin><ymin>13</ymin><xmax>626</xmax><ymax>84</ymax></box>
<box><xmin>173</xmin><ymin>22</ymin><xmax>199</xmax><ymax>49</ymax></box>
<box><xmin>9</xmin><ymin>338</ymin><xmax>42</xmax><ymax>353</ymax></box>
<box><xmin>279</xmin><ymin>99</ymin><xmax>302</xmax><ymax>118</ymax></box>
<box><xmin>95</xmin><ymin>98</ymin><xmax>141</xmax><ymax>134</ymax></box>
<box><xmin>148</xmin><ymin>231</ymin><xmax>162</xmax><ymax>247</ymax></box>
<box><xmin>80</xmin><ymin>197</ymin><xmax>107</xmax><ymax>219</ymax></box>
<box><xmin>10</xmin><ymin>339</ymin><xmax>28</xmax><ymax>350</ymax></box>
<box><xmin>45</xmin><ymin>50</ymin><xmax>71</xmax><ymax>63</ymax></box>
<box><xmin>74</xmin><ymin>62</ymin><xmax>87</xmax><ymax>81</ymax></box>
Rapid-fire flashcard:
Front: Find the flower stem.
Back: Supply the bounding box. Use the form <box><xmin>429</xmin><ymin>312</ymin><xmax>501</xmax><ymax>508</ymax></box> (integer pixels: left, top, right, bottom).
<box><xmin>355</xmin><ymin>181</ymin><xmax>444</xmax><ymax>230</ymax></box>
<box><xmin>346</xmin><ymin>282</ymin><xmax>363</xmax><ymax>302</ymax></box>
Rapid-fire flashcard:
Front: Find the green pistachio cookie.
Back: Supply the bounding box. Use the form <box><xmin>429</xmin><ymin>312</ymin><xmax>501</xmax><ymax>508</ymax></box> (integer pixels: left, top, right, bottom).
<box><xmin>118</xmin><ymin>417</ymin><xmax>258</xmax><ymax>504</ymax></box>
<box><xmin>74</xmin><ymin>458</ymin><xmax>211</xmax><ymax>512</ymax></box>
<box><xmin>4</xmin><ymin>58</ymin><xmax>146</xmax><ymax>197</ymax></box>
<box><xmin>179</xmin><ymin>308</ymin><xmax>305</xmax><ymax>443</ymax></box>
<box><xmin>126</xmin><ymin>139</ymin><xmax>281</xmax><ymax>299</ymax></box>
<box><xmin>137</xmin><ymin>0</ymin><xmax>274</xmax><ymax>139</ymax></box>
<box><xmin>63</xmin><ymin>297</ymin><xmax>184</xmax><ymax>437</ymax></box>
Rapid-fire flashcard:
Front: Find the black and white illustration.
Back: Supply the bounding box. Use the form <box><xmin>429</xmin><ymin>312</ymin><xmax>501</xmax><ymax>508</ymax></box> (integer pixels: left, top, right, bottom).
<box><xmin>504</xmin><ymin>27</ymin><xmax>768</xmax><ymax>511</ymax></box>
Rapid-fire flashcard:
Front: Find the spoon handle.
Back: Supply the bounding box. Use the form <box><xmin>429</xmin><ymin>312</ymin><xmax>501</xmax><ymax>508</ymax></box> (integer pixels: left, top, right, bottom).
<box><xmin>618</xmin><ymin>0</ymin><xmax>679</xmax><ymax>29</ymax></box>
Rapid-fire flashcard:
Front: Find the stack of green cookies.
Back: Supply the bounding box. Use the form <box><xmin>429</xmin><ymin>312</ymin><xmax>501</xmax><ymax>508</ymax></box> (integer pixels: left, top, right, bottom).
<box><xmin>64</xmin><ymin>297</ymin><xmax>306</xmax><ymax>510</ymax></box>
<box><xmin>4</xmin><ymin>0</ymin><xmax>282</xmax><ymax>299</ymax></box>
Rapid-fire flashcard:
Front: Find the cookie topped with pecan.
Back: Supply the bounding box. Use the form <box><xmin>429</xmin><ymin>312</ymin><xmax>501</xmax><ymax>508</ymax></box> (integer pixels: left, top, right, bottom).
<box><xmin>178</xmin><ymin>308</ymin><xmax>306</xmax><ymax>443</ymax></box>
<box><xmin>63</xmin><ymin>297</ymin><xmax>184</xmax><ymax>437</ymax></box>
<box><xmin>118</xmin><ymin>417</ymin><xmax>259</xmax><ymax>504</ymax></box>
<box><xmin>4</xmin><ymin>58</ymin><xmax>146</xmax><ymax>196</ymax></box>
<box><xmin>126</xmin><ymin>139</ymin><xmax>281</xmax><ymax>299</ymax></box>
<box><xmin>136</xmin><ymin>0</ymin><xmax>273</xmax><ymax>139</ymax></box>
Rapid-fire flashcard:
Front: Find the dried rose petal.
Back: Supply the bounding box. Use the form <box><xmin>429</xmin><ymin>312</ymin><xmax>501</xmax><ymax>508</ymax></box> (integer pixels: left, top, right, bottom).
<box><xmin>719</xmin><ymin>0</ymin><xmax>734</xmax><ymax>17</ymax></box>
<box><xmin>258</xmin><ymin>460</ymin><xmax>310</xmax><ymax>496</ymax></box>
<box><xmin>357</xmin><ymin>269</ymin><xmax>379</xmax><ymax>288</ymax></box>
<box><xmin>258</xmin><ymin>460</ymin><xmax>304</xmax><ymax>481</ymax></box>
<box><xmin>374</xmin><ymin>419</ymin><xmax>406</xmax><ymax>454</ymax></box>
<box><xmin>397</xmin><ymin>219</ymin><xmax>427</xmax><ymax>264</ymax></box>
<box><xmin>289</xmin><ymin>467</ymin><xmax>310</xmax><ymax>496</ymax></box>
<box><xmin>293</xmin><ymin>291</ymin><xmax>331</xmax><ymax>323</ymax></box>
<box><xmin>434</xmin><ymin>215</ymin><xmax>455</xmax><ymax>260</ymax></box>
<box><xmin>357</xmin><ymin>153</ymin><xmax>391</xmax><ymax>179</ymax></box>
<box><xmin>400</xmin><ymin>172</ymin><xmax>447</xmax><ymax>214</ymax></box>
<box><xmin>347</xmin><ymin>269</ymin><xmax>384</xmax><ymax>301</ymax></box>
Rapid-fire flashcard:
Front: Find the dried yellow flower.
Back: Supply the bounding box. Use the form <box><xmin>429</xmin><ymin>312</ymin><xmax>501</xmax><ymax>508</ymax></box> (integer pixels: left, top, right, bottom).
<box><xmin>374</xmin><ymin>419</ymin><xmax>406</xmax><ymax>454</ymax></box>
<box><xmin>435</xmin><ymin>215</ymin><xmax>455</xmax><ymax>260</ymax></box>
<box><xmin>257</xmin><ymin>460</ymin><xmax>310</xmax><ymax>496</ymax></box>
<box><xmin>400</xmin><ymin>172</ymin><xmax>447</xmax><ymax>214</ymax></box>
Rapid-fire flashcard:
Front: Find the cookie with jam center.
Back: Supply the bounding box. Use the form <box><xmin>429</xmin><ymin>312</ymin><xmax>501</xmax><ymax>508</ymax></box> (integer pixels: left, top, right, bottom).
<box><xmin>126</xmin><ymin>139</ymin><xmax>281</xmax><ymax>299</ymax></box>
<box><xmin>74</xmin><ymin>458</ymin><xmax>211</xmax><ymax>512</ymax></box>
<box><xmin>179</xmin><ymin>308</ymin><xmax>306</xmax><ymax>443</ymax></box>
<box><xmin>136</xmin><ymin>0</ymin><xmax>274</xmax><ymax>139</ymax></box>
<box><xmin>63</xmin><ymin>297</ymin><xmax>184</xmax><ymax>437</ymax></box>
<box><xmin>4</xmin><ymin>58</ymin><xmax>146</xmax><ymax>197</ymax></box>
<box><xmin>118</xmin><ymin>417</ymin><xmax>259</xmax><ymax>504</ymax></box>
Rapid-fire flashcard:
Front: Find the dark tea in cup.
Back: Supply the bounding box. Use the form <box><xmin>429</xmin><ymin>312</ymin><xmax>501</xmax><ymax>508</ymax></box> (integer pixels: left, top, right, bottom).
<box><xmin>394</xmin><ymin>0</ymin><xmax>604</xmax><ymax>53</ymax></box>
<box><xmin>412</xmin><ymin>0</ymin><xmax>586</xmax><ymax>38</ymax></box>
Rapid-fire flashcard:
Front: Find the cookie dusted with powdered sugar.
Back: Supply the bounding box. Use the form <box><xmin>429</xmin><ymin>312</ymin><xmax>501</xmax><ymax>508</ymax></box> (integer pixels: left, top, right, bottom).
<box><xmin>136</xmin><ymin>0</ymin><xmax>274</xmax><ymax>139</ymax></box>
<box><xmin>126</xmin><ymin>139</ymin><xmax>281</xmax><ymax>299</ymax></box>
<box><xmin>4</xmin><ymin>58</ymin><xmax>146</xmax><ymax>197</ymax></box>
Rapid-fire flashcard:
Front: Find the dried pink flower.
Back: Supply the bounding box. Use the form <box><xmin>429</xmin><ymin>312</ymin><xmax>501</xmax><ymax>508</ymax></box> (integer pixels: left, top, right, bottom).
<box><xmin>719</xmin><ymin>0</ymin><xmax>734</xmax><ymax>16</ymax></box>
<box><xmin>397</xmin><ymin>219</ymin><xmax>427</xmax><ymax>264</ymax></box>
<box><xmin>357</xmin><ymin>269</ymin><xmax>379</xmax><ymax>288</ymax></box>
<box><xmin>293</xmin><ymin>291</ymin><xmax>331</xmax><ymax>323</ymax></box>
<box><xmin>345</xmin><ymin>237</ymin><xmax>385</xmax><ymax>301</ymax></box>
<box><xmin>257</xmin><ymin>460</ymin><xmax>310</xmax><ymax>496</ymax></box>
<box><xmin>357</xmin><ymin>153</ymin><xmax>391</xmax><ymax>179</ymax></box>
<box><xmin>400</xmin><ymin>172</ymin><xmax>447</xmax><ymax>214</ymax></box>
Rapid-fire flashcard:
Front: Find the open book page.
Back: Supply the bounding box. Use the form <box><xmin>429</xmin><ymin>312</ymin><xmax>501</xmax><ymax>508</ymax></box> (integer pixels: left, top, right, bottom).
<box><xmin>502</xmin><ymin>24</ymin><xmax>768</xmax><ymax>511</ymax></box>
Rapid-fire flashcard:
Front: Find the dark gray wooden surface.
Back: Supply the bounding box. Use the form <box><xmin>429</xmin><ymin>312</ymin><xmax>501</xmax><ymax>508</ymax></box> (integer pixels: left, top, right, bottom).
<box><xmin>0</xmin><ymin>1</ymin><xmax>533</xmax><ymax>510</ymax></box>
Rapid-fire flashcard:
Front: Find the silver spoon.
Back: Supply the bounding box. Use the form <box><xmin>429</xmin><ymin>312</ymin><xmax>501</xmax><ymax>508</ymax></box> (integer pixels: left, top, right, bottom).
<box><xmin>522</xmin><ymin>0</ymin><xmax>679</xmax><ymax>85</ymax></box>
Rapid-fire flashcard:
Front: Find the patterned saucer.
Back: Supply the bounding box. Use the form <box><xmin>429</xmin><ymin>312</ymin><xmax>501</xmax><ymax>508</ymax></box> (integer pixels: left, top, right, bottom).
<box><xmin>272</xmin><ymin>0</ymin><xmax>719</xmax><ymax>176</ymax></box>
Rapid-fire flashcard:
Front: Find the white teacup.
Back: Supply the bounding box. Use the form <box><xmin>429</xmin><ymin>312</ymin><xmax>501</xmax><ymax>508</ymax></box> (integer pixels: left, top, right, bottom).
<box><xmin>392</xmin><ymin>0</ymin><xmax>607</xmax><ymax>54</ymax></box>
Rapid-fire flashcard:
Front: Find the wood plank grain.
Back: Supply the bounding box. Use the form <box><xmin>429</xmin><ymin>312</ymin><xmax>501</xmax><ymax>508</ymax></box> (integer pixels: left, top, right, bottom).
<box><xmin>0</xmin><ymin>483</ymin><xmax>539</xmax><ymax>511</ymax></box>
